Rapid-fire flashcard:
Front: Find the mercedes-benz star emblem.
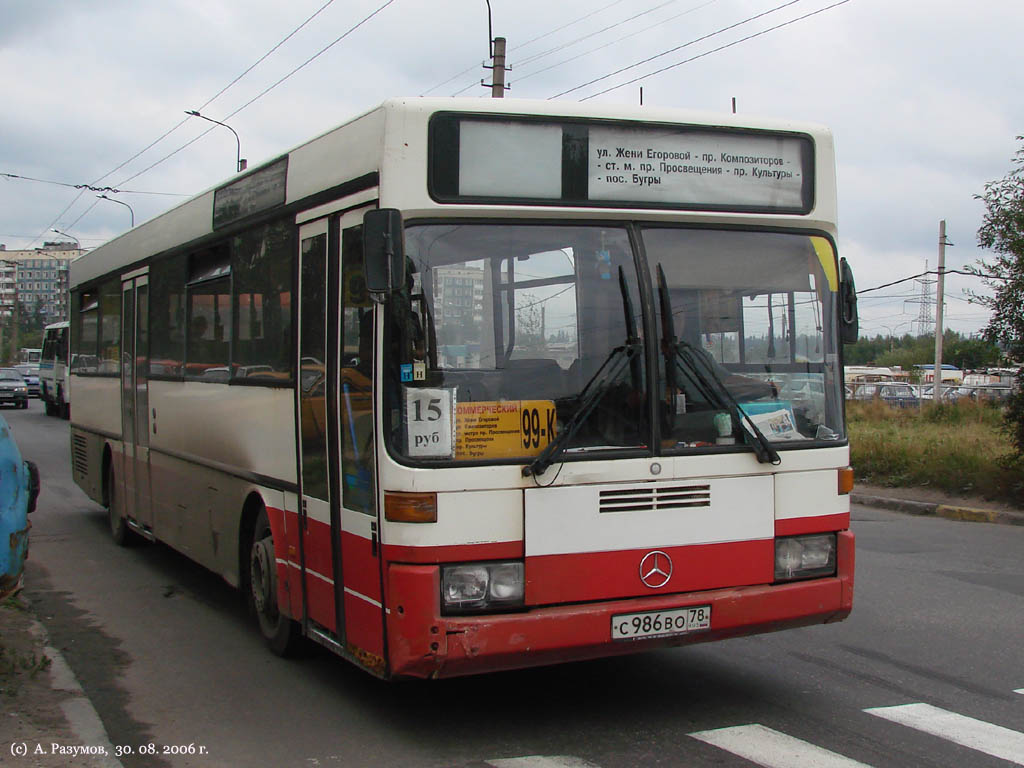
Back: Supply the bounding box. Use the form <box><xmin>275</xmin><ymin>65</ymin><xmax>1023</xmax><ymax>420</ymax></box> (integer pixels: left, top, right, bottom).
<box><xmin>639</xmin><ymin>550</ymin><xmax>673</xmax><ymax>589</ymax></box>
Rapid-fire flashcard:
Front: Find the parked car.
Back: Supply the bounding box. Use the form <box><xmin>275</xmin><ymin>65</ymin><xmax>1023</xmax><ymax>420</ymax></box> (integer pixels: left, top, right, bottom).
<box><xmin>0</xmin><ymin>368</ymin><xmax>30</xmax><ymax>409</ymax></box>
<box><xmin>0</xmin><ymin>415</ymin><xmax>40</xmax><ymax>598</ymax></box>
<box><xmin>918</xmin><ymin>384</ymin><xmax>1012</xmax><ymax>403</ymax></box>
<box><xmin>13</xmin><ymin>364</ymin><xmax>40</xmax><ymax>397</ymax></box>
<box><xmin>851</xmin><ymin>382</ymin><xmax>920</xmax><ymax>408</ymax></box>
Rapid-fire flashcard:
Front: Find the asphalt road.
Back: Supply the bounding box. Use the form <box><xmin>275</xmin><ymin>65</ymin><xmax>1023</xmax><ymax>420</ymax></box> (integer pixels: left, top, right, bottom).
<box><xmin>8</xmin><ymin>399</ymin><xmax>1024</xmax><ymax>768</ymax></box>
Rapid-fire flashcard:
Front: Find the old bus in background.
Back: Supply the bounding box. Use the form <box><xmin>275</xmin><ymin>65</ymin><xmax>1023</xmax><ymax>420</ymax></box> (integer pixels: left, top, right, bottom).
<box><xmin>40</xmin><ymin>321</ymin><xmax>71</xmax><ymax>418</ymax></box>
<box><xmin>68</xmin><ymin>98</ymin><xmax>858</xmax><ymax>679</ymax></box>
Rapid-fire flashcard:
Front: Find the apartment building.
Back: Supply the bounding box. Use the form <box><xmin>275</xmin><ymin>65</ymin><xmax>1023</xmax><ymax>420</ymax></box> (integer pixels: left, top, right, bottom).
<box><xmin>0</xmin><ymin>241</ymin><xmax>79</xmax><ymax>321</ymax></box>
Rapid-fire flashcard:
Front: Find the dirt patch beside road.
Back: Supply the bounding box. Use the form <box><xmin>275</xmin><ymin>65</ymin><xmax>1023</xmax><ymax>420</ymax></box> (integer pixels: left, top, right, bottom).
<box><xmin>0</xmin><ymin>594</ymin><xmax>89</xmax><ymax>767</ymax></box>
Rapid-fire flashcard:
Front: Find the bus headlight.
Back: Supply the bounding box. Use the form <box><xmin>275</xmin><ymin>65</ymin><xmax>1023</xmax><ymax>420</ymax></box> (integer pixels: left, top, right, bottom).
<box><xmin>441</xmin><ymin>561</ymin><xmax>525</xmax><ymax>614</ymax></box>
<box><xmin>774</xmin><ymin>534</ymin><xmax>836</xmax><ymax>582</ymax></box>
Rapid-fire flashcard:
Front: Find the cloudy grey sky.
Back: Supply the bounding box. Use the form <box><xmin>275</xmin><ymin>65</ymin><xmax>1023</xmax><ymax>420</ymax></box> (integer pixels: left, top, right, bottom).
<box><xmin>2</xmin><ymin>0</ymin><xmax>1020</xmax><ymax>337</ymax></box>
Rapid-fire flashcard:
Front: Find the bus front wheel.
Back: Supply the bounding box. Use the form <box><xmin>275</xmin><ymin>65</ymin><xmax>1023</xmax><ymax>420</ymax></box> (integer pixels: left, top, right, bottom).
<box><xmin>106</xmin><ymin>462</ymin><xmax>132</xmax><ymax>546</ymax></box>
<box><xmin>249</xmin><ymin>507</ymin><xmax>300</xmax><ymax>656</ymax></box>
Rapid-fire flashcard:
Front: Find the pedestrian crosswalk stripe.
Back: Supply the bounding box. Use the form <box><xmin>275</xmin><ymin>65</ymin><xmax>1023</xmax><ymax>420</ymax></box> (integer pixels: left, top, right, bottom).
<box><xmin>1015</xmin><ymin>689</ymin><xmax>1024</xmax><ymax>696</ymax></box>
<box><xmin>865</xmin><ymin>703</ymin><xmax>1024</xmax><ymax>766</ymax></box>
<box><xmin>689</xmin><ymin>724</ymin><xmax>875</xmax><ymax>768</ymax></box>
<box><xmin>487</xmin><ymin>757</ymin><xmax>600</xmax><ymax>768</ymax></box>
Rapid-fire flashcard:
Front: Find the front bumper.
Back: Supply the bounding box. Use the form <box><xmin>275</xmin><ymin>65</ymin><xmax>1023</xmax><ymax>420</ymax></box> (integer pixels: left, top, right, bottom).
<box><xmin>386</xmin><ymin>530</ymin><xmax>854</xmax><ymax>679</ymax></box>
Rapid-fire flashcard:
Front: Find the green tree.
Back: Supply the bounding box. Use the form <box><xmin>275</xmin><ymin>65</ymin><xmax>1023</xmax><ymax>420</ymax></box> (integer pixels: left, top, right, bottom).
<box><xmin>971</xmin><ymin>136</ymin><xmax>1024</xmax><ymax>455</ymax></box>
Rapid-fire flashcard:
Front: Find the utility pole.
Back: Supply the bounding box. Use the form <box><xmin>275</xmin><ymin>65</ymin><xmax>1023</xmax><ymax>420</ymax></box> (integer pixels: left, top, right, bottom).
<box><xmin>481</xmin><ymin>1</ymin><xmax>507</xmax><ymax>98</ymax></box>
<box><xmin>933</xmin><ymin>220</ymin><xmax>948</xmax><ymax>401</ymax></box>
<box><xmin>490</xmin><ymin>37</ymin><xmax>507</xmax><ymax>98</ymax></box>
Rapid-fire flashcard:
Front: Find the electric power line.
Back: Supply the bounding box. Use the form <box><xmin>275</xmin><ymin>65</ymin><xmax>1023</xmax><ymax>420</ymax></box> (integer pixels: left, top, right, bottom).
<box><xmin>422</xmin><ymin>0</ymin><xmax>630</xmax><ymax>96</ymax></box>
<box><xmin>551</xmin><ymin>0</ymin><xmax>804</xmax><ymax>99</ymax></box>
<box><xmin>857</xmin><ymin>268</ymin><xmax>1003</xmax><ymax>295</ymax></box>
<box><xmin>516</xmin><ymin>0</ymin><xmax>723</xmax><ymax>88</ymax></box>
<box><xmin>115</xmin><ymin>0</ymin><xmax>398</xmax><ymax>188</ymax></box>
<box><xmin>575</xmin><ymin>0</ymin><xmax>853</xmax><ymax>101</ymax></box>
<box><xmin>517</xmin><ymin>0</ymin><xmax>677</xmax><ymax>69</ymax></box>
<box><xmin>23</xmin><ymin>0</ymin><xmax>352</xmax><ymax>248</ymax></box>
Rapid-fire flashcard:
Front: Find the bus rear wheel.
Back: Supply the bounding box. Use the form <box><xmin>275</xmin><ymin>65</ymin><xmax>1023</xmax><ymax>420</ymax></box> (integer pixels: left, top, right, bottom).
<box><xmin>249</xmin><ymin>507</ymin><xmax>300</xmax><ymax>656</ymax></box>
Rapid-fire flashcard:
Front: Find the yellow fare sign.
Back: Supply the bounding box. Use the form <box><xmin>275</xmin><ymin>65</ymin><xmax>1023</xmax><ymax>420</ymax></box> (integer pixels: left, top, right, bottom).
<box><xmin>455</xmin><ymin>400</ymin><xmax>556</xmax><ymax>460</ymax></box>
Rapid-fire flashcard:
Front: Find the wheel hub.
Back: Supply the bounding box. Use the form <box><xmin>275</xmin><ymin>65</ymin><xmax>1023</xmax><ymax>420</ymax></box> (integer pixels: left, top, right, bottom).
<box><xmin>251</xmin><ymin>537</ymin><xmax>275</xmax><ymax>615</ymax></box>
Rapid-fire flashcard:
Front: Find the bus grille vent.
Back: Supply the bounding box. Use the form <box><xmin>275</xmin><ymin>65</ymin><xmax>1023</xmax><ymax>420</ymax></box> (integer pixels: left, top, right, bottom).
<box><xmin>599</xmin><ymin>484</ymin><xmax>711</xmax><ymax>513</ymax></box>
<box><xmin>71</xmin><ymin>434</ymin><xmax>88</xmax><ymax>476</ymax></box>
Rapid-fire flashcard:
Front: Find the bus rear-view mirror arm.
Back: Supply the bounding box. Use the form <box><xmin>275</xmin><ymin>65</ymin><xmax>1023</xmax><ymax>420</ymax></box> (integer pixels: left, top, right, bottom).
<box><xmin>363</xmin><ymin>208</ymin><xmax>406</xmax><ymax>301</ymax></box>
<box><xmin>839</xmin><ymin>257</ymin><xmax>859</xmax><ymax>344</ymax></box>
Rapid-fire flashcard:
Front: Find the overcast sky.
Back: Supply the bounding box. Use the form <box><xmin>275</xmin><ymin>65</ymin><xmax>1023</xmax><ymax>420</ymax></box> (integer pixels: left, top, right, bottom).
<box><xmin>2</xmin><ymin>0</ymin><xmax>1021</xmax><ymax>337</ymax></box>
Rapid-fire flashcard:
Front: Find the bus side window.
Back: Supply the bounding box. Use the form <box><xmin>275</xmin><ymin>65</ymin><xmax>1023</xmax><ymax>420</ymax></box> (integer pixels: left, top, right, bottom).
<box><xmin>341</xmin><ymin>226</ymin><xmax>375</xmax><ymax>516</ymax></box>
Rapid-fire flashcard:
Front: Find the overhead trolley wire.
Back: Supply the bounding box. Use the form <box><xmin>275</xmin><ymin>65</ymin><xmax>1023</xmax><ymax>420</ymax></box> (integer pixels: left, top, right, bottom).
<box><xmin>1</xmin><ymin>172</ymin><xmax>185</xmax><ymax>197</ymax></box>
<box><xmin>572</xmin><ymin>0</ymin><xmax>853</xmax><ymax>101</ymax></box>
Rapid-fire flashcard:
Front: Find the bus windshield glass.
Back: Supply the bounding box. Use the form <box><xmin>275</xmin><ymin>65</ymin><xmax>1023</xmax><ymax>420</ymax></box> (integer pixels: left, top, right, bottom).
<box><xmin>386</xmin><ymin>222</ymin><xmax>844</xmax><ymax>466</ymax></box>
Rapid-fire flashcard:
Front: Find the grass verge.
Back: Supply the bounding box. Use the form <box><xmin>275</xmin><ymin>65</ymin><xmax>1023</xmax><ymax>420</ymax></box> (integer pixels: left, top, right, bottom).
<box><xmin>847</xmin><ymin>399</ymin><xmax>1024</xmax><ymax>505</ymax></box>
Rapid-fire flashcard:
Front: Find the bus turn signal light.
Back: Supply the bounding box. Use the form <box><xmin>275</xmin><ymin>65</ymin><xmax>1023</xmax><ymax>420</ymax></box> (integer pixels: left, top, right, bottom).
<box><xmin>838</xmin><ymin>467</ymin><xmax>854</xmax><ymax>496</ymax></box>
<box><xmin>385</xmin><ymin>492</ymin><xmax>437</xmax><ymax>523</ymax></box>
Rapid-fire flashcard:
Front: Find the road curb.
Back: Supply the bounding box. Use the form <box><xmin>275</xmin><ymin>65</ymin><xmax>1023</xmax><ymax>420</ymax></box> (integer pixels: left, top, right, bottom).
<box><xmin>851</xmin><ymin>493</ymin><xmax>1024</xmax><ymax>526</ymax></box>
<box><xmin>27</xmin><ymin>612</ymin><xmax>125</xmax><ymax>768</ymax></box>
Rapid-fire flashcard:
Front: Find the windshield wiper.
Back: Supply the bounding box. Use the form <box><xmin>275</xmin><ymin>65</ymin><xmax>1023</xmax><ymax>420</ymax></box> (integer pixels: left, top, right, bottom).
<box><xmin>656</xmin><ymin>265</ymin><xmax>780</xmax><ymax>465</ymax></box>
<box><xmin>523</xmin><ymin>267</ymin><xmax>641</xmax><ymax>478</ymax></box>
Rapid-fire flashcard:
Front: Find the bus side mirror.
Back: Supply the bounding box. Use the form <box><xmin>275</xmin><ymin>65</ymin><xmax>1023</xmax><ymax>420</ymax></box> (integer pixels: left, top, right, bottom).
<box><xmin>839</xmin><ymin>257</ymin><xmax>859</xmax><ymax>344</ymax></box>
<box><xmin>363</xmin><ymin>209</ymin><xmax>405</xmax><ymax>300</ymax></box>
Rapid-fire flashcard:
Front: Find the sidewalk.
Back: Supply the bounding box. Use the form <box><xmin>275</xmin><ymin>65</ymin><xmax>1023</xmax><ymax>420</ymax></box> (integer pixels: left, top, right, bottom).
<box><xmin>852</xmin><ymin>482</ymin><xmax>1024</xmax><ymax>526</ymax></box>
<box><xmin>1</xmin><ymin>594</ymin><xmax>122</xmax><ymax>768</ymax></box>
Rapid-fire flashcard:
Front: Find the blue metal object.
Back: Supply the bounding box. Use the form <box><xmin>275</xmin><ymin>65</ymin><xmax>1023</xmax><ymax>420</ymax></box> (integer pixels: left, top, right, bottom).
<box><xmin>0</xmin><ymin>415</ymin><xmax>39</xmax><ymax>598</ymax></box>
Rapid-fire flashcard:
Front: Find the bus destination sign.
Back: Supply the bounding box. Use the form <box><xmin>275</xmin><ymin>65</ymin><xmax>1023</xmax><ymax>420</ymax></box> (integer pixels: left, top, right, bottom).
<box><xmin>588</xmin><ymin>126</ymin><xmax>808</xmax><ymax>210</ymax></box>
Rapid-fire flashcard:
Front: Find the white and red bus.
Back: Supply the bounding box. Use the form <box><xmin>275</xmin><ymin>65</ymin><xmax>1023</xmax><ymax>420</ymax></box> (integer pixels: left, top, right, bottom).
<box><xmin>70</xmin><ymin>98</ymin><xmax>858</xmax><ymax>679</ymax></box>
<box><xmin>40</xmin><ymin>321</ymin><xmax>71</xmax><ymax>418</ymax></box>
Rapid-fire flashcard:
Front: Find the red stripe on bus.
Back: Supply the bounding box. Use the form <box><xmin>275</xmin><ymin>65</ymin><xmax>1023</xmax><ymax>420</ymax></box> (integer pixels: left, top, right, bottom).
<box><xmin>774</xmin><ymin>512</ymin><xmax>850</xmax><ymax>537</ymax></box>
<box><xmin>525</xmin><ymin>539</ymin><xmax>772</xmax><ymax>606</ymax></box>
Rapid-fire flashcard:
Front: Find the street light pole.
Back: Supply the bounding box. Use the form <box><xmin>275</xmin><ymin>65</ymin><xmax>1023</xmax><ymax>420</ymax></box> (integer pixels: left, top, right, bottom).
<box><xmin>50</xmin><ymin>229</ymin><xmax>80</xmax><ymax>249</ymax></box>
<box><xmin>97</xmin><ymin>194</ymin><xmax>135</xmax><ymax>228</ymax></box>
<box><xmin>185</xmin><ymin>110</ymin><xmax>247</xmax><ymax>172</ymax></box>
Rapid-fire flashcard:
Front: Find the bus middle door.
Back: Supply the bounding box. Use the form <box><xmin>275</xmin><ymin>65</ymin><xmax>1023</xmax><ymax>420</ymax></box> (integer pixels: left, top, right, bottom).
<box><xmin>120</xmin><ymin>274</ymin><xmax>153</xmax><ymax>533</ymax></box>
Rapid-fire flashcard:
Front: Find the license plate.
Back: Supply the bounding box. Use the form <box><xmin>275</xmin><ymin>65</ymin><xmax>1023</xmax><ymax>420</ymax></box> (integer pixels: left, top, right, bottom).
<box><xmin>611</xmin><ymin>605</ymin><xmax>711</xmax><ymax>641</ymax></box>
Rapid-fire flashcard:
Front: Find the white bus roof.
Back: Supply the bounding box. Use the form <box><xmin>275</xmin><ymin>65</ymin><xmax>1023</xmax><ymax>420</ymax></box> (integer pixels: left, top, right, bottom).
<box><xmin>71</xmin><ymin>97</ymin><xmax>836</xmax><ymax>289</ymax></box>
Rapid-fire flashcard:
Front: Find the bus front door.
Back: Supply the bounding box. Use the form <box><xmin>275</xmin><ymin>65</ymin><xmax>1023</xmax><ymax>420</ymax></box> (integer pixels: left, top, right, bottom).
<box><xmin>120</xmin><ymin>275</ymin><xmax>153</xmax><ymax>533</ymax></box>
<box><xmin>297</xmin><ymin>208</ymin><xmax>384</xmax><ymax>673</ymax></box>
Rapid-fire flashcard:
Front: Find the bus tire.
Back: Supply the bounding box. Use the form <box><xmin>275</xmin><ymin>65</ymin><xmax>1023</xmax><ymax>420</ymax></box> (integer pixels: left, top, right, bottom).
<box><xmin>249</xmin><ymin>506</ymin><xmax>300</xmax><ymax>656</ymax></box>
<box><xmin>106</xmin><ymin>461</ymin><xmax>134</xmax><ymax>546</ymax></box>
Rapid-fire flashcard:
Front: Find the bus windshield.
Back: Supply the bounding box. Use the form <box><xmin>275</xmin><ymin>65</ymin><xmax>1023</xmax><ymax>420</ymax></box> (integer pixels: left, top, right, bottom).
<box><xmin>386</xmin><ymin>222</ymin><xmax>845</xmax><ymax>467</ymax></box>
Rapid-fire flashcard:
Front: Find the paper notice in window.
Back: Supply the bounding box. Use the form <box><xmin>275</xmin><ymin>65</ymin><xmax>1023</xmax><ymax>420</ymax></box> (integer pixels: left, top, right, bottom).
<box><xmin>455</xmin><ymin>400</ymin><xmax>556</xmax><ymax>460</ymax></box>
